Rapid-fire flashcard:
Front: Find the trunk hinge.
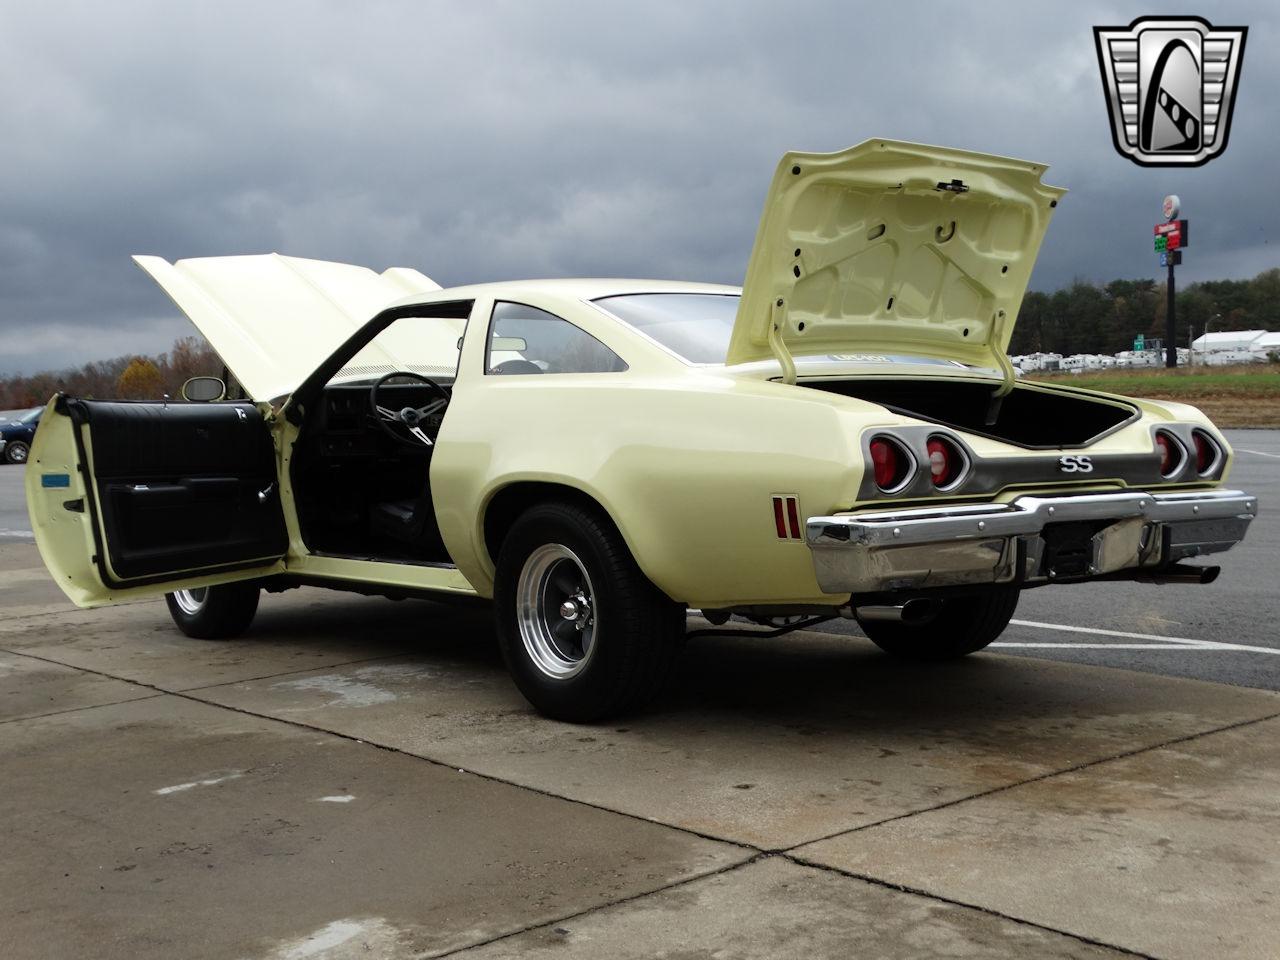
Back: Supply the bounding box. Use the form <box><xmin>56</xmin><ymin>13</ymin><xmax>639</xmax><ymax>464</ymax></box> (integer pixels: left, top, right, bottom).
<box><xmin>768</xmin><ymin>298</ymin><xmax>797</xmax><ymax>385</ymax></box>
<box><xmin>985</xmin><ymin>352</ymin><xmax>1017</xmax><ymax>425</ymax></box>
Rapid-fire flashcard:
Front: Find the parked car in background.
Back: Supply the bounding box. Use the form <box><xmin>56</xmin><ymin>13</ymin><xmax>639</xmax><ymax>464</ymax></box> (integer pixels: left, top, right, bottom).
<box><xmin>1</xmin><ymin>408</ymin><xmax>41</xmax><ymax>464</ymax></box>
<box><xmin>25</xmin><ymin>139</ymin><xmax>1258</xmax><ymax>720</ymax></box>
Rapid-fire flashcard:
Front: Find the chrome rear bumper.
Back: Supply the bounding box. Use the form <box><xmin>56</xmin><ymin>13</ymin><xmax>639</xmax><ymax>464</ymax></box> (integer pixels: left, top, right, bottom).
<box><xmin>807</xmin><ymin>489</ymin><xmax>1258</xmax><ymax>595</ymax></box>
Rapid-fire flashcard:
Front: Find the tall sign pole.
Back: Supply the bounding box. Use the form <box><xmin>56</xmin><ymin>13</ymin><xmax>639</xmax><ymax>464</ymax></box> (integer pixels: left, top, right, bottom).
<box><xmin>1155</xmin><ymin>195</ymin><xmax>1187</xmax><ymax>368</ymax></box>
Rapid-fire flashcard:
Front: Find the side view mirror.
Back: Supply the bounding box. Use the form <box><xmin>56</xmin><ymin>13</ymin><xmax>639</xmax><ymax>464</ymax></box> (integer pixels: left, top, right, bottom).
<box><xmin>181</xmin><ymin>376</ymin><xmax>227</xmax><ymax>402</ymax></box>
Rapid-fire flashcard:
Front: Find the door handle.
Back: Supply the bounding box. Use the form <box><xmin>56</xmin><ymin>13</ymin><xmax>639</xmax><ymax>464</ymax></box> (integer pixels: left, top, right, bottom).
<box><xmin>257</xmin><ymin>483</ymin><xmax>275</xmax><ymax>504</ymax></box>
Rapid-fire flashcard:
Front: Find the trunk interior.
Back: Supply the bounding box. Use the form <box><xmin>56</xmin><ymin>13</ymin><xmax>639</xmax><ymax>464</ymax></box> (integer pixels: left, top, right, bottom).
<box><xmin>800</xmin><ymin>377</ymin><xmax>1138</xmax><ymax>448</ymax></box>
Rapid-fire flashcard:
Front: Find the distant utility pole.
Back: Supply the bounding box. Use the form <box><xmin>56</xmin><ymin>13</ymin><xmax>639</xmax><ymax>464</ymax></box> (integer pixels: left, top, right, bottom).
<box><xmin>1155</xmin><ymin>195</ymin><xmax>1188</xmax><ymax>369</ymax></box>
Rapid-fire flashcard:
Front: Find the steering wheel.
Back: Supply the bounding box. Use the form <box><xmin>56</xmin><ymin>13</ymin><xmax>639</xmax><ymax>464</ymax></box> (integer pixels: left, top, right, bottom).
<box><xmin>369</xmin><ymin>371</ymin><xmax>451</xmax><ymax>448</ymax></box>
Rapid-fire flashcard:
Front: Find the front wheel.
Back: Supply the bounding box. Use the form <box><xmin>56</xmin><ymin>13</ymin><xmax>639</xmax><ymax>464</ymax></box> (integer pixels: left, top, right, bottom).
<box><xmin>494</xmin><ymin>501</ymin><xmax>683</xmax><ymax>722</ymax></box>
<box><xmin>165</xmin><ymin>582</ymin><xmax>261</xmax><ymax>640</ymax></box>
<box><xmin>857</xmin><ymin>587</ymin><xmax>1019</xmax><ymax>660</ymax></box>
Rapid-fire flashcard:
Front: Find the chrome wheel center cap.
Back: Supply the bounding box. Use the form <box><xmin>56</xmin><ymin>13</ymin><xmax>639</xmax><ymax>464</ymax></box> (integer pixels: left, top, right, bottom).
<box><xmin>559</xmin><ymin>591</ymin><xmax>591</xmax><ymax>629</ymax></box>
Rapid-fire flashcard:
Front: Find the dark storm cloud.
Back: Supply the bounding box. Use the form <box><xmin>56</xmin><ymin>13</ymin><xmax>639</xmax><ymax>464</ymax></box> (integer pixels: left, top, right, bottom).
<box><xmin>1</xmin><ymin>0</ymin><xmax>1276</xmax><ymax>373</ymax></box>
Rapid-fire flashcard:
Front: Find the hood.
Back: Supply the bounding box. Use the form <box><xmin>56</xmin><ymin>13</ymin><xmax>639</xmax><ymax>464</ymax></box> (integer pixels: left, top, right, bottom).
<box><xmin>729</xmin><ymin>139</ymin><xmax>1065</xmax><ymax>384</ymax></box>
<box><xmin>134</xmin><ymin>253</ymin><xmax>442</xmax><ymax>402</ymax></box>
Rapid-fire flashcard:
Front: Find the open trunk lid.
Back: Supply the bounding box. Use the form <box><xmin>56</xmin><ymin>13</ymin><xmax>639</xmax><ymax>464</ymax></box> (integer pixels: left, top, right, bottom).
<box><xmin>134</xmin><ymin>254</ymin><xmax>441</xmax><ymax>402</ymax></box>
<box><xmin>729</xmin><ymin>139</ymin><xmax>1065</xmax><ymax>384</ymax></box>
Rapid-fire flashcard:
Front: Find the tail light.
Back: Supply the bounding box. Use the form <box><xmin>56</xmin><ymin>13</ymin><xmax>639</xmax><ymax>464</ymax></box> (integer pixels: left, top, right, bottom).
<box><xmin>869</xmin><ymin>435</ymin><xmax>913</xmax><ymax>493</ymax></box>
<box><xmin>1192</xmin><ymin>430</ymin><xmax>1220</xmax><ymax>475</ymax></box>
<box><xmin>926</xmin><ymin>435</ymin><xmax>965</xmax><ymax>489</ymax></box>
<box><xmin>1154</xmin><ymin>430</ymin><xmax>1185</xmax><ymax>479</ymax></box>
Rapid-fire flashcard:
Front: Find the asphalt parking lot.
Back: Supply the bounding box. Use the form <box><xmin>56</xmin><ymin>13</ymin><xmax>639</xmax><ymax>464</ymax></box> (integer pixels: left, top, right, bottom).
<box><xmin>1</xmin><ymin>435</ymin><xmax>1278</xmax><ymax>958</ymax></box>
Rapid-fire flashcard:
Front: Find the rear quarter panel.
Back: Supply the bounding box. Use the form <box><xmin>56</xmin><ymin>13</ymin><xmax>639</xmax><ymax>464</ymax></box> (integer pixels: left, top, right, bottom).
<box><xmin>431</xmin><ymin>370</ymin><xmax>886</xmax><ymax>607</ymax></box>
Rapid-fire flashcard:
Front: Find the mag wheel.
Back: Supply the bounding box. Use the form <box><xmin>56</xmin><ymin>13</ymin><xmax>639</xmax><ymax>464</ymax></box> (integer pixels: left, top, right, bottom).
<box><xmin>495</xmin><ymin>501</ymin><xmax>683</xmax><ymax>722</ymax></box>
<box><xmin>5</xmin><ymin>441</ymin><xmax>29</xmax><ymax>465</ymax></box>
<box><xmin>165</xmin><ymin>582</ymin><xmax>261</xmax><ymax>640</ymax></box>
<box><xmin>857</xmin><ymin>587</ymin><xmax>1020</xmax><ymax>660</ymax></box>
<box><xmin>516</xmin><ymin>543</ymin><xmax>600</xmax><ymax>680</ymax></box>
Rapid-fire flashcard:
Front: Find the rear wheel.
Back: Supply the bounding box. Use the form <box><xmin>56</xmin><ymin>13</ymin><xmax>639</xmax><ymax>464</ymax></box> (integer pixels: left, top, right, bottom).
<box><xmin>165</xmin><ymin>582</ymin><xmax>261</xmax><ymax>640</ymax></box>
<box><xmin>857</xmin><ymin>587</ymin><xmax>1019</xmax><ymax>660</ymax></box>
<box><xmin>494</xmin><ymin>501</ymin><xmax>683</xmax><ymax>722</ymax></box>
<box><xmin>5</xmin><ymin>440</ymin><xmax>29</xmax><ymax>465</ymax></box>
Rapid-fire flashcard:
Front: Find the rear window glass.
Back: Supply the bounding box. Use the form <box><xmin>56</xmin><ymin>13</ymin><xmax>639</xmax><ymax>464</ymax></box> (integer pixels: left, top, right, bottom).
<box><xmin>593</xmin><ymin>293</ymin><xmax>740</xmax><ymax>364</ymax></box>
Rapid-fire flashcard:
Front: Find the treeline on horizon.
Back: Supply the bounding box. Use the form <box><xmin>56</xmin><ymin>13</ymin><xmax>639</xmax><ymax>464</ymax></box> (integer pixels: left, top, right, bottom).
<box><xmin>2</xmin><ymin>267</ymin><xmax>1278</xmax><ymax>408</ymax></box>
<box><xmin>0</xmin><ymin>337</ymin><xmax>222</xmax><ymax>409</ymax></box>
<box><xmin>1009</xmin><ymin>267</ymin><xmax>1280</xmax><ymax>357</ymax></box>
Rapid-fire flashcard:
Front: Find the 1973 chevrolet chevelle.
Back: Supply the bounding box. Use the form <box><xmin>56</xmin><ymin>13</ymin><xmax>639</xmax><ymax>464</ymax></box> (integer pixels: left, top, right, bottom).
<box><xmin>27</xmin><ymin>139</ymin><xmax>1258</xmax><ymax>720</ymax></box>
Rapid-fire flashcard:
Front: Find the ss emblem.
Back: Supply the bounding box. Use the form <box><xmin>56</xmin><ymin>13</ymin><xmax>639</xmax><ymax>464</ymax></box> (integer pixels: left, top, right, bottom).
<box><xmin>1058</xmin><ymin>455</ymin><xmax>1093</xmax><ymax>473</ymax></box>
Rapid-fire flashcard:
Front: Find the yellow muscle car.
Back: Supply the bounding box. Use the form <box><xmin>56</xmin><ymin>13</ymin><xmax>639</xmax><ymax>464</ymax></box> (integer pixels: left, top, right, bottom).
<box><xmin>26</xmin><ymin>139</ymin><xmax>1257</xmax><ymax>720</ymax></box>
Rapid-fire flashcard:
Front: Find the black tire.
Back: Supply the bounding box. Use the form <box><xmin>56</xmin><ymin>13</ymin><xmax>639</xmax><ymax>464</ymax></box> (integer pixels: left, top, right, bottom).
<box><xmin>494</xmin><ymin>501</ymin><xmax>683</xmax><ymax>722</ymax></box>
<box><xmin>857</xmin><ymin>587</ymin><xmax>1019</xmax><ymax>660</ymax></box>
<box><xmin>5</xmin><ymin>440</ymin><xmax>29</xmax><ymax>465</ymax></box>
<box><xmin>164</xmin><ymin>582</ymin><xmax>261</xmax><ymax>640</ymax></box>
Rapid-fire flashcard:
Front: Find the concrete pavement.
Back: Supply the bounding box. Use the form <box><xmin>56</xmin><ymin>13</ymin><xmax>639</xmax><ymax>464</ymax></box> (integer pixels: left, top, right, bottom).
<box><xmin>2</xmin><ymin>542</ymin><xmax>1278</xmax><ymax>958</ymax></box>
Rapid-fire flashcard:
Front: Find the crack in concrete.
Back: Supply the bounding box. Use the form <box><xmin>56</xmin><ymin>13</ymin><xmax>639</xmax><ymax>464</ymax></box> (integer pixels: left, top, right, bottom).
<box><xmin>425</xmin><ymin>853</ymin><xmax>770</xmax><ymax>959</ymax></box>
<box><xmin>0</xmin><ymin>645</ymin><xmax>414</xmax><ymax>697</ymax></box>
<box><xmin>0</xmin><ymin>692</ymin><xmax>164</xmax><ymax>726</ymax></box>
<box><xmin>781</xmin><ymin>854</ymin><xmax>1162</xmax><ymax>960</ymax></box>
<box><xmin>425</xmin><ymin>849</ymin><xmax>1163</xmax><ymax>960</ymax></box>
<box><xmin>174</xmin><ymin>653</ymin><xmax>411</xmax><ymax>692</ymax></box>
<box><xmin>780</xmin><ymin>707</ymin><xmax>1280</xmax><ymax>852</ymax></box>
<box><xmin>0</xmin><ymin>601</ymin><xmax>162</xmax><ymax>627</ymax></box>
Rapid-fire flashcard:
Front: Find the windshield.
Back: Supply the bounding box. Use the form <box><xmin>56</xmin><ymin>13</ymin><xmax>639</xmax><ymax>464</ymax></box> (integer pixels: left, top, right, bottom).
<box><xmin>593</xmin><ymin>293</ymin><xmax>739</xmax><ymax>364</ymax></box>
<box><xmin>17</xmin><ymin>408</ymin><xmax>41</xmax><ymax>424</ymax></box>
<box><xmin>329</xmin><ymin>313</ymin><xmax>468</xmax><ymax>386</ymax></box>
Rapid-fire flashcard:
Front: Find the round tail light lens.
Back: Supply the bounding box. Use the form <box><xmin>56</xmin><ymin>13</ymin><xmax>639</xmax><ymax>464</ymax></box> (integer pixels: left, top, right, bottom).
<box><xmin>1192</xmin><ymin>431</ymin><xmax>1217</xmax><ymax>474</ymax></box>
<box><xmin>1154</xmin><ymin>430</ymin><xmax>1182</xmax><ymax>478</ymax></box>
<box><xmin>869</xmin><ymin>436</ymin><xmax>911</xmax><ymax>492</ymax></box>
<box><xmin>926</xmin><ymin>435</ymin><xmax>963</xmax><ymax>488</ymax></box>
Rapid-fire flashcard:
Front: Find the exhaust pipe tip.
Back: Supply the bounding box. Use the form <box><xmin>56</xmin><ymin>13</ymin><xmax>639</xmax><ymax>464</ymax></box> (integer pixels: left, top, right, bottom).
<box><xmin>1129</xmin><ymin>563</ymin><xmax>1222</xmax><ymax>585</ymax></box>
<box><xmin>1197</xmin><ymin>564</ymin><xmax>1222</xmax><ymax>585</ymax></box>
<box><xmin>855</xmin><ymin>598</ymin><xmax>938</xmax><ymax>624</ymax></box>
<box><xmin>900</xmin><ymin>597</ymin><xmax>937</xmax><ymax>624</ymax></box>
<box><xmin>1178</xmin><ymin>563</ymin><xmax>1221</xmax><ymax>585</ymax></box>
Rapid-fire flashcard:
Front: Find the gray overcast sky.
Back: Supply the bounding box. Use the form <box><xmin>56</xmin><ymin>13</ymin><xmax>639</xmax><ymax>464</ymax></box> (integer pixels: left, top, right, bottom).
<box><xmin>1</xmin><ymin>0</ymin><xmax>1275</xmax><ymax>374</ymax></box>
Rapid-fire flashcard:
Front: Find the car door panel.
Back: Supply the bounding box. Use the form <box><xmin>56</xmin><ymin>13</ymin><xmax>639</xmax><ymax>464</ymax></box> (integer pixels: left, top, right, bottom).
<box><xmin>78</xmin><ymin>400</ymin><xmax>286</xmax><ymax>581</ymax></box>
<box><xmin>27</xmin><ymin>397</ymin><xmax>287</xmax><ymax>605</ymax></box>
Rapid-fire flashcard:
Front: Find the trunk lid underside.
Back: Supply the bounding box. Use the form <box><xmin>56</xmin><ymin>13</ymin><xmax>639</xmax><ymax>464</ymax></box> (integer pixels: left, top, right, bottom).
<box><xmin>730</xmin><ymin>138</ymin><xmax>1066</xmax><ymax>382</ymax></box>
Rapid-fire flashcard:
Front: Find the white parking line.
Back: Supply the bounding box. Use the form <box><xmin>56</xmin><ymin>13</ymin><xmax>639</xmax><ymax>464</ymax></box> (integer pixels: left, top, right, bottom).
<box><xmin>993</xmin><ymin>642</ymin><xmax>1233</xmax><ymax>650</ymax></box>
<box><xmin>1236</xmin><ymin>448</ymin><xmax>1280</xmax><ymax>459</ymax></box>
<box><xmin>1005</xmin><ymin>618</ymin><xmax>1280</xmax><ymax>655</ymax></box>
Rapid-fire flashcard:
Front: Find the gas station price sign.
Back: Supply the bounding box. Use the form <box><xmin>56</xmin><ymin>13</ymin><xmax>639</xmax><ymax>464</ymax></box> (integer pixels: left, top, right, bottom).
<box><xmin>1154</xmin><ymin>219</ymin><xmax>1189</xmax><ymax>252</ymax></box>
